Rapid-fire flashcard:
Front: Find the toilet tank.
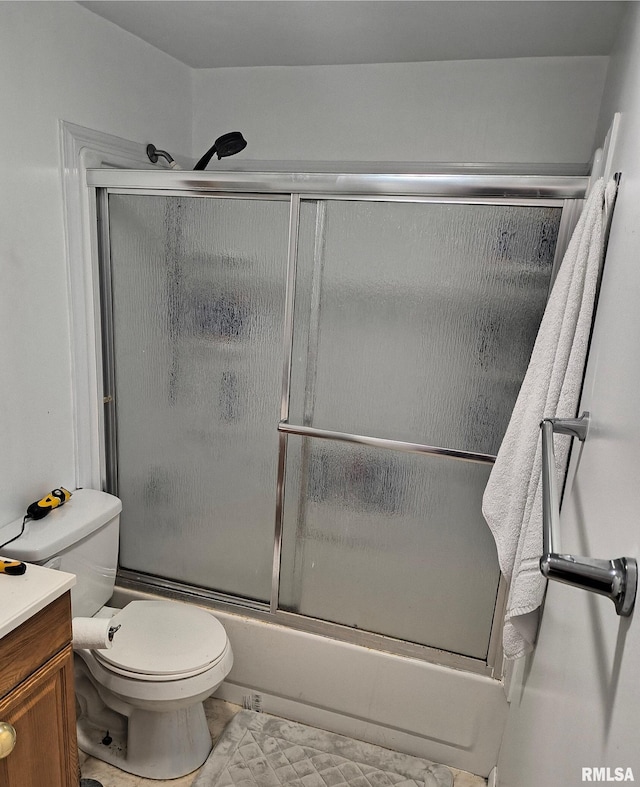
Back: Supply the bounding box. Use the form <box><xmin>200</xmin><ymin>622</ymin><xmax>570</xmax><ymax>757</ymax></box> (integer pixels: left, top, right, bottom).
<box><xmin>0</xmin><ymin>489</ymin><xmax>122</xmax><ymax>617</ymax></box>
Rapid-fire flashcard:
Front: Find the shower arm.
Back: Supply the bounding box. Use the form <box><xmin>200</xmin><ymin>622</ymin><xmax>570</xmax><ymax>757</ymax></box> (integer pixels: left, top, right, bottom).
<box><xmin>146</xmin><ymin>144</ymin><xmax>181</xmax><ymax>169</ymax></box>
<box><xmin>539</xmin><ymin>414</ymin><xmax>637</xmax><ymax>616</ymax></box>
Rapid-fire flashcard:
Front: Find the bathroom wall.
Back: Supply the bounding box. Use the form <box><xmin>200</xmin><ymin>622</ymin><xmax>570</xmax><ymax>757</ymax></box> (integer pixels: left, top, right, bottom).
<box><xmin>192</xmin><ymin>56</ymin><xmax>607</xmax><ymax>163</ymax></box>
<box><xmin>0</xmin><ymin>2</ymin><xmax>191</xmax><ymax>527</ymax></box>
<box><xmin>1</xmin><ymin>3</ymin><xmax>632</xmax><ymax>778</ymax></box>
<box><xmin>496</xmin><ymin>4</ymin><xmax>640</xmax><ymax>785</ymax></box>
<box><xmin>0</xmin><ymin>3</ymin><xmax>610</xmax><ymax>536</ymax></box>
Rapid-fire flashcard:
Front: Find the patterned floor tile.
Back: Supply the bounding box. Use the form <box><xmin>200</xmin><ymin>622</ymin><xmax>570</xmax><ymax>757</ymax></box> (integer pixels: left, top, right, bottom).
<box><xmin>205</xmin><ymin>698</ymin><xmax>243</xmax><ymax>743</ymax></box>
<box><xmin>81</xmin><ymin>754</ymin><xmax>141</xmax><ymax>786</ymax></box>
<box><xmin>450</xmin><ymin>769</ymin><xmax>487</xmax><ymax>787</ymax></box>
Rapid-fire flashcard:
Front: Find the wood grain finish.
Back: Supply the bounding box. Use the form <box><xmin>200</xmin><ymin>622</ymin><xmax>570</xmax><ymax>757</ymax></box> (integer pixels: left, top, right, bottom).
<box><xmin>0</xmin><ymin>645</ymin><xmax>79</xmax><ymax>787</ymax></box>
<box><xmin>0</xmin><ymin>594</ymin><xmax>71</xmax><ymax>701</ymax></box>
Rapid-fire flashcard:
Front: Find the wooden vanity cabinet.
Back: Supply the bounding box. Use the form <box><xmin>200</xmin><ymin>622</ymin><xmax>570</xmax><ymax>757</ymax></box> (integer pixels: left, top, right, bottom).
<box><xmin>0</xmin><ymin>592</ymin><xmax>79</xmax><ymax>787</ymax></box>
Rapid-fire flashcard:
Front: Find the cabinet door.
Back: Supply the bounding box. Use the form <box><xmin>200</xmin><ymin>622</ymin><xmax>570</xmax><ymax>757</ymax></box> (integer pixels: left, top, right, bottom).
<box><xmin>0</xmin><ymin>646</ymin><xmax>78</xmax><ymax>787</ymax></box>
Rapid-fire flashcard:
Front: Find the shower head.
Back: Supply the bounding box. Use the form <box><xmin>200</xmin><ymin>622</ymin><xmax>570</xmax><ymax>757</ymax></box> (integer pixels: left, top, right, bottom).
<box><xmin>193</xmin><ymin>132</ymin><xmax>247</xmax><ymax>170</ymax></box>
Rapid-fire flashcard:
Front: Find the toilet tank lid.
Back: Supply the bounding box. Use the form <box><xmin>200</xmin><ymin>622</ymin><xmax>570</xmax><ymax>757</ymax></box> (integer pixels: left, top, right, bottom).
<box><xmin>0</xmin><ymin>489</ymin><xmax>122</xmax><ymax>562</ymax></box>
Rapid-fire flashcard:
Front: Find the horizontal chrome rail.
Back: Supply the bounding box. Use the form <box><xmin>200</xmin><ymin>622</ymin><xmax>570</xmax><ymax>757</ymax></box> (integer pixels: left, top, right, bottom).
<box><xmin>87</xmin><ymin>169</ymin><xmax>589</xmax><ymax>199</ymax></box>
<box><xmin>540</xmin><ymin>413</ymin><xmax>637</xmax><ymax>616</ymax></box>
<box><xmin>278</xmin><ymin>421</ymin><xmax>496</xmax><ymax>465</ymax></box>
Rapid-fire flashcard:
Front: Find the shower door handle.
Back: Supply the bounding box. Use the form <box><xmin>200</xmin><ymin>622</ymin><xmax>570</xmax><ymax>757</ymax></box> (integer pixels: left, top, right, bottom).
<box><xmin>539</xmin><ymin>414</ymin><xmax>637</xmax><ymax>616</ymax></box>
<box><xmin>277</xmin><ymin>421</ymin><xmax>496</xmax><ymax>463</ymax></box>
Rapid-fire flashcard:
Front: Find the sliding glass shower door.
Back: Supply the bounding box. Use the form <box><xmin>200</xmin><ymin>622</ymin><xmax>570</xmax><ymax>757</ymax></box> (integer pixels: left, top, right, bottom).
<box><xmin>279</xmin><ymin>199</ymin><xmax>560</xmax><ymax>658</ymax></box>
<box><xmin>101</xmin><ymin>182</ymin><xmax>563</xmax><ymax>662</ymax></box>
<box><xmin>106</xmin><ymin>194</ymin><xmax>290</xmax><ymax>602</ymax></box>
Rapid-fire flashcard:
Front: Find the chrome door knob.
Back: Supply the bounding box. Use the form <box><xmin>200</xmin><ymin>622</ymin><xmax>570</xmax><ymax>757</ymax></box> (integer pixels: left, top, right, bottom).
<box><xmin>0</xmin><ymin>722</ymin><xmax>16</xmax><ymax>758</ymax></box>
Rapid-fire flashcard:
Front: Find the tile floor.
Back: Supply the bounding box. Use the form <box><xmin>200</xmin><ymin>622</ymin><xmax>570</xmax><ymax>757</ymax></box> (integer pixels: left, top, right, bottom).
<box><xmin>80</xmin><ymin>699</ymin><xmax>486</xmax><ymax>786</ymax></box>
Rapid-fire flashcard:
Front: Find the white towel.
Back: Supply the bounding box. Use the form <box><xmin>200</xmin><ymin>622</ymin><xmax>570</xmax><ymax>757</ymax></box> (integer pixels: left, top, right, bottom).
<box><xmin>483</xmin><ymin>177</ymin><xmax>614</xmax><ymax>660</ymax></box>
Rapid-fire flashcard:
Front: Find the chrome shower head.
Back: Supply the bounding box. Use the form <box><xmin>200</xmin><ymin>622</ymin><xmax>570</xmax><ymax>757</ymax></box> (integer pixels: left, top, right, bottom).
<box><xmin>193</xmin><ymin>132</ymin><xmax>247</xmax><ymax>170</ymax></box>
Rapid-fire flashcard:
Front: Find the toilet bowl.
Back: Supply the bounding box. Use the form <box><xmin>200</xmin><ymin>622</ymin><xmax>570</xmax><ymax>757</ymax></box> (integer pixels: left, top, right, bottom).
<box><xmin>74</xmin><ymin>599</ymin><xmax>233</xmax><ymax>780</ymax></box>
<box><xmin>0</xmin><ymin>489</ymin><xmax>235</xmax><ymax>779</ymax></box>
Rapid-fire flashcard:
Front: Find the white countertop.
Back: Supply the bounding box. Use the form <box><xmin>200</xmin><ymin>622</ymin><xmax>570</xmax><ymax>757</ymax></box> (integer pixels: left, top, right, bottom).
<box><xmin>0</xmin><ymin>558</ymin><xmax>76</xmax><ymax>639</ymax></box>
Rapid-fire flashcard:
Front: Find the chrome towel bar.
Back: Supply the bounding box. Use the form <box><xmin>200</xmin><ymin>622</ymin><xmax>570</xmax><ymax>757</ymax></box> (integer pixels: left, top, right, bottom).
<box><xmin>540</xmin><ymin>413</ymin><xmax>637</xmax><ymax>616</ymax></box>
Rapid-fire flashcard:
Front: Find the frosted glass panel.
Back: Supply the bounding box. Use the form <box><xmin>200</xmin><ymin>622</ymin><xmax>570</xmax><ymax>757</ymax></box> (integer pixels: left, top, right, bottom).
<box><xmin>104</xmin><ymin>189</ymin><xmax>563</xmax><ymax>660</ymax></box>
<box><xmin>290</xmin><ymin>200</ymin><xmax>561</xmax><ymax>455</ymax></box>
<box><xmin>107</xmin><ymin>194</ymin><xmax>289</xmax><ymax>601</ymax></box>
<box><xmin>279</xmin><ymin>437</ymin><xmax>498</xmax><ymax>658</ymax></box>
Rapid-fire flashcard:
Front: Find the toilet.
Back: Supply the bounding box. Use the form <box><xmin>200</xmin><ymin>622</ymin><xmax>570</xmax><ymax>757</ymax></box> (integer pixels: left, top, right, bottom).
<box><xmin>1</xmin><ymin>488</ymin><xmax>233</xmax><ymax>780</ymax></box>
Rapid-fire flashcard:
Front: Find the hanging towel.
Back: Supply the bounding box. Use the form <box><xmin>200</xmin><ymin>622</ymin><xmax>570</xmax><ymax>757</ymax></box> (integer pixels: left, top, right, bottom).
<box><xmin>483</xmin><ymin>177</ymin><xmax>615</xmax><ymax>660</ymax></box>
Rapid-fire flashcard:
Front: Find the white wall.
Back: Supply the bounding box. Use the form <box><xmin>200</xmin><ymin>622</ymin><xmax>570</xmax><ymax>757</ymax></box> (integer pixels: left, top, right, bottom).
<box><xmin>496</xmin><ymin>5</ymin><xmax>640</xmax><ymax>785</ymax></box>
<box><xmin>0</xmin><ymin>2</ymin><xmax>191</xmax><ymax>528</ymax></box>
<box><xmin>193</xmin><ymin>56</ymin><xmax>607</xmax><ymax>163</ymax></box>
<box><xmin>0</xmin><ymin>5</ymin><xmax>609</xmax><ymax>536</ymax></box>
<box><xmin>0</xmin><ymin>4</ymin><xmax>628</xmax><ymax>776</ymax></box>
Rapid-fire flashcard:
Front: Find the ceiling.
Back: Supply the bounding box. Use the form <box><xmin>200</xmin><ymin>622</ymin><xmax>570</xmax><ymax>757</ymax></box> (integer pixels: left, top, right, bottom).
<box><xmin>78</xmin><ymin>1</ymin><xmax>628</xmax><ymax>69</ymax></box>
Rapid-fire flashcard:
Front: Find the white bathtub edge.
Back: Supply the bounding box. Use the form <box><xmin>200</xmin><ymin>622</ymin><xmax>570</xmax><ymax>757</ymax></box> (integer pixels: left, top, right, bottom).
<box><xmin>112</xmin><ymin>585</ymin><xmax>507</xmax><ymax>776</ymax></box>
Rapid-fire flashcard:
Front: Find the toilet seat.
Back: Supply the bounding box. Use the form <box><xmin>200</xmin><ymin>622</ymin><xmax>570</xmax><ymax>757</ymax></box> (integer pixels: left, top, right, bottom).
<box><xmin>93</xmin><ymin>600</ymin><xmax>229</xmax><ymax>681</ymax></box>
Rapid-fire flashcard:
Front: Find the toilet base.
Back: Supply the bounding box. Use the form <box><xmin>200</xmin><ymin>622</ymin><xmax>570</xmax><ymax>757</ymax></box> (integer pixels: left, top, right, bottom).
<box><xmin>77</xmin><ymin>696</ymin><xmax>213</xmax><ymax>779</ymax></box>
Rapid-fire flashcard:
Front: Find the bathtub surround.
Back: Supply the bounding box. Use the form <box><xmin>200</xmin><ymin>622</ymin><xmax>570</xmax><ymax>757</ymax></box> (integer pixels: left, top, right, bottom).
<box><xmin>192</xmin><ymin>710</ymin><xmax>453</xmax><ymax>787</ymax></box>
<box><xmin>483</xmin><ymin>177</ymin><xmax>611</xmax><ymax>660</ymax></box>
